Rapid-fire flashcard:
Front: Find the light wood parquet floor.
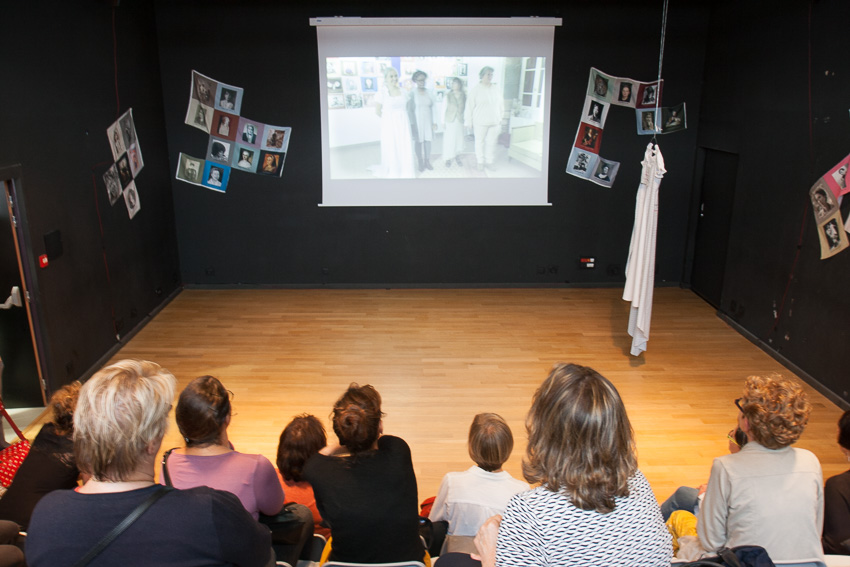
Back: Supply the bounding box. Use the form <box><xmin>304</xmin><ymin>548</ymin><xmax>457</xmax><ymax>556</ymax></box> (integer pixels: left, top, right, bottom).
<box><xmin>101</xmin><ymin>287</ymin><xmax>847</xmax><ymax>503</ymax></box>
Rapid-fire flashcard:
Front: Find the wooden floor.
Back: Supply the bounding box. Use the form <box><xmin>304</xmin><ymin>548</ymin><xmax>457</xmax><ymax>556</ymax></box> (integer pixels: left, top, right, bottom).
<box><xmin>104</xmin><ymin>287</ymin><xmax>847</xmax><ymax>503</ymax></box>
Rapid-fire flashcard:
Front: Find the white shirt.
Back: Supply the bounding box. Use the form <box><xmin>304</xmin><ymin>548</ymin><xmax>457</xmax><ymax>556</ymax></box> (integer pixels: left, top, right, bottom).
<box><xmin>429</xmin><ymin>466</ymin><xmax>528</xmax><ymax>536</ymax></box>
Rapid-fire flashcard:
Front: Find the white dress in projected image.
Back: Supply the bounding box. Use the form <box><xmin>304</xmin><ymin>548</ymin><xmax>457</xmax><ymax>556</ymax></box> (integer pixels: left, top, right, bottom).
<box><xmin>372</xmin><ymin>85</ymin><xmax>415</xmax><ymax>178</ymax></box>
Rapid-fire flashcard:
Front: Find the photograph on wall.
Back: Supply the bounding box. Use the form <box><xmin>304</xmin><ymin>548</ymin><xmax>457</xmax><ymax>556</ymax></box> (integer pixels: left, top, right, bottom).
<box><xmin>258</xmin><ymin>150</ymin><xmax>285</xmax><ymax>177</ymax></box>
<box><xmin>207</xmin><ymin>137</ymin><xmax>233</xmax><ymax>164</ymax></box>
<box><xmin>215</xmin><ymin>83</ymin><xmax>243</xmax><ymax>115</ymax></box>
<box><xmin>116</xmin><ymin>155</ymin><xmax>133</xmax><ymax>188</ymax></box>
<box><xmin>566</xmin><ymin>147</ymin><xmax>599</xmax><ymax>179</ymax></box>
<box><xmin>575</xmin><ymin>123</ymin><xmax>602</xmax><ymax>153</ymax></box>
<box><xmin>582</xmin><ymin>97</ymin><xmax>609</xmax><ymax>127</ymax></box>
<box><xmin>261</xmin><ymin>125</ymin><xmax>290</xmax><ymax>152</ymax></box>
<box><xmin>635</xmin><ymin>81</ymin><xmax>663</xmax><ymax>108</ymax></box>
<box><xmin>202</xmin><ymin>162</ymin><xmax>230</xmax><ymax>192</ymax></box>
<box><xmin>123</xmin><ymin>181</ymin><xmax>140</xmax><ymax>219</ymax></box>
<box><xmin>107</xmin><ymin>121</ymin><xmax>126</xmax><ymax>161</ymax></box>
<box><xmin>175</xmin><ymin>153</ymin><xmax>205</xmax><ymax>186</ymax></box>
<box><xmin>237</xmin><ymin>117</ymin><xmax>262</xmax><ymax>148</ymax></box>
<box><xmin>611</xmin><ymin>79</ymin><xmax>636</xmax><ymax>107</ymax></box>
<box><xmin>127</xmin><ymin>144</ymin><xmax>144</xmax><ymax>177</ymax></box>
<box><xmin>825</xmin><ymin>153</ymin><xmax>849</xmax><ymax>197</ymax></box>
<box><xmin>327</xmin><ymin>77</ymin><xmax>343</xmax><ymax>93</ymax></box>
<box><xmin>119</xmin><ymin>110</ymin><xmax>137</xmax><ymax>149</ymax></box>
<box><xmin>637</xmin><ymin>109</ymin><xmax>659</xmax><ymax>135</ymax></box>
<box><xmin>212</xmin><ymin>111</ymin><xmax>239</xmax><ymax>141</ymax></box>
<box><xmin>810</xmin><ymin>178</ymin><xmax>839</xmax><ymax>222</ymax></box>
<box><xmin>588</xmin><ymin>69</ymin><xmax>613</xmax><ymax>101</ymax></box>
<box><xmin>818</xmin><ymin>211</ymin><xmax>848</xmax><ymax>259</ymax></box>
<box><xmin>186</xmin><ymin>98</ymin><xmax>213</xmax><ymax>133</ymax></box>
<box><xmin>191</xmin><ymin>70</ymin><xmax>218</xmax><ymax>107</ymax></box>
<box><xmin>232</xmin><ymin>145</ymin><xmax>258</xmax><ymax>173</ymax></box>
<box><xmin>590</xmin><ymin>158</ymin><xmax>620</xmax><ymax>188</ymax></box>
<box><xmin>661</xmin><ymin>103</ymin><xmax>686</xmax><ymax>134</ymax></box>
<box><xmin>103</xmin><ymin>164</ymin><xmax>122</xmax><ymax>205</ymax></box>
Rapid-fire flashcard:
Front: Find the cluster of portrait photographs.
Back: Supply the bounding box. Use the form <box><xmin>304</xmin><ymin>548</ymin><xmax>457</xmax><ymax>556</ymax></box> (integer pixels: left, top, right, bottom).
<box><xmin>325</xmin><ymin>57</ymin><xmax>469</xmax><ymax>112</ymax></box>
<box><xmin>103</xmin><ymin>109</ymin><xmax>144</xmax><ymax>219</ymax></box>
<box><xmin>567</xmin><ymin>68</ymin><xmax>686</xmax><ymax>188</ymax></box>
<box><xmin>179</xmin><ymin>70</ymin><xmax>290</xmax><ymax>192</ymax></box>
<box><xmin>808</xmin><ymin>152</ymin><xmax>850</xmax><ymax>259</ymax></box>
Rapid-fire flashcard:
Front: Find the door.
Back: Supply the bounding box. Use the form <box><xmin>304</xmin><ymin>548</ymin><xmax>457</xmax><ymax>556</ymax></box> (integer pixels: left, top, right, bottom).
<box><xmin>0</xmin><ymin>169</ymin><xmax>47</xmax><ymax>407</ymax></box>
<box><xmin>690</xmin><ymin>148</ymin><xmax>739</xmax><ymax>309</ymax></box>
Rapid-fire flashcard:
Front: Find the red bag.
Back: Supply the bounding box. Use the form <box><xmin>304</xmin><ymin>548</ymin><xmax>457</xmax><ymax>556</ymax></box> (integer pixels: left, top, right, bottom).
<box><xmin>0</xmin><ymin>399</ymin><xmax>30</xmax><ymax>487</ymax></box>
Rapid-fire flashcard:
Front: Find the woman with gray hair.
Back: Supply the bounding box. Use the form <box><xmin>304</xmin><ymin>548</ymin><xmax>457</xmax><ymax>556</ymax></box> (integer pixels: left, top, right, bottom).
<box><xmin>26</xmin><ymin>360</ymin><xmax>273</xmax><ymax>567</ymax></box>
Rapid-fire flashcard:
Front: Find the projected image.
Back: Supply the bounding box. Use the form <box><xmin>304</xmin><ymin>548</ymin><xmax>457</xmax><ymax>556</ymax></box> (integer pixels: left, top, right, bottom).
<box><xmin>325</xmin><ymin>56</ymin><xmax>547</xmax><ymax>180</ymax></box>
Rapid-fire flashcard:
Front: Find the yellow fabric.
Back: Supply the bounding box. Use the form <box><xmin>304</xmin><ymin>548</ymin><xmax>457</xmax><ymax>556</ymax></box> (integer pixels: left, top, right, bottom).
<box><xmin>666</xmin><ymin>510</ymin><xmax>698</xmax><ymax>554</ymax></box>
<box><xmin>318</xmin><ymin>536</ymin><xmax>431</xmax><ymax>567</ymax></box>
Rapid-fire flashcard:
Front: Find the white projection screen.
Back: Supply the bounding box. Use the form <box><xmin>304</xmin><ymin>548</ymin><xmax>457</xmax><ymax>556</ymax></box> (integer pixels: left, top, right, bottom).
<box><xmin>310</xmin><ymin>17</ymin><xmax>561</xmax><ymax>207</ymax></box>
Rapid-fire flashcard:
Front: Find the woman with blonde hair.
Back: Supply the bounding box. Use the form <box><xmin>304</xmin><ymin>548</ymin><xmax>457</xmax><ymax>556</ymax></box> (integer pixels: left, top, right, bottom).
<box><xmin>26</xmin><ymin>360</ymin><xmax>272</xmax><ymax>566</ymax></box>
<box><xmin>473</xmin><ymin>363</ymin><xmax>671</xmax><ymax>567</ymax></box>
<box><xmin>698</xmin><ymin>374</ymin><xmax>823</xmax><ymax>566</ymax></box>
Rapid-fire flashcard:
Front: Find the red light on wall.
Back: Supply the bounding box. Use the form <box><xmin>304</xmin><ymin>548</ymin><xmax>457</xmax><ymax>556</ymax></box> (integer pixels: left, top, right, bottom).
<box><xmin>39</xmin><ymin>254</ymin><xmax>48</xmax><ymax>268</ymax></box>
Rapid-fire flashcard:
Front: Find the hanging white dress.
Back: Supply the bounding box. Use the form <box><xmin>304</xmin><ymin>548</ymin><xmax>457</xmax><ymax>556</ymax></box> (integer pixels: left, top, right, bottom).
<box><xmin>623</xmin><ymin>142</ymin><xmax>666</xmax><ymax>356</ymax></box>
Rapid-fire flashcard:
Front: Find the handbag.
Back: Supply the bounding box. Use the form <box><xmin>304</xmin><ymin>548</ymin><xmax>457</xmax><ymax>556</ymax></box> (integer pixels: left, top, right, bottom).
<box><xmin>0</xmin><ymin>398</ymin><xmax>31</xmax><ymax>487</ymax></box>
<box><xmin>680</xmin><ymin>546</ymin><xmax>775</xmax><ymax>567</ymax></box>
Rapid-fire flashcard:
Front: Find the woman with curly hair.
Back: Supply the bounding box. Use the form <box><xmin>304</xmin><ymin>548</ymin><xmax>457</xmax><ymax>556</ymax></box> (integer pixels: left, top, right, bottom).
<box><xmin>698</xmin><ymin>374</ymin><xmax>824</xmax><ymax>566</ymax></box>
<box><xmin>472</xmin><ymin>363</ymin><xmax>671</xmax><ymax>567</ymax></box>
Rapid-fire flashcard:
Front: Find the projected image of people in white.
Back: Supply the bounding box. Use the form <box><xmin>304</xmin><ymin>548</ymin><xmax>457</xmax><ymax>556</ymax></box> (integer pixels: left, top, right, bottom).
<box><xmin>326</xmin><ymin>56</ymin><xmax>546</xmax><ymax>181</ymax></box>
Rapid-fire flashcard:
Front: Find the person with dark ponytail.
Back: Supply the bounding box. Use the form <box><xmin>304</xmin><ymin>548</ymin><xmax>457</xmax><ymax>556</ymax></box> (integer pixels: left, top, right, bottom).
<box><xmin>303</xmin><ymin>383</ymin><xmax>424</xmax><ymax>564</ymax></box>
<box><xmin>160</xmin><ymin>375</ymin><xmax>284</xmax><ymax>520</ymax></box>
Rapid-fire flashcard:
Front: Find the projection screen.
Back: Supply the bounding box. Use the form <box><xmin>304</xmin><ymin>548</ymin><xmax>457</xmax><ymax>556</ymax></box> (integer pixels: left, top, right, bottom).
<box><xmin>310</xmin><ymin>17</ymin><xmax>561</xmax><ymax>207</ymax></box>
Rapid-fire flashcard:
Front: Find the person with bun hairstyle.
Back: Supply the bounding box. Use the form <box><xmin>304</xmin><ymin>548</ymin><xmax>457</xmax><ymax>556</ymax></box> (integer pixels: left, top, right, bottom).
<box><xmin>303</xmin><ymin>383</ymin><xmax>424</xmax><ymax>564</ymax></box>
<box><xmin>823</xmin><ymin>409</ymin><xmax>850</xmax><ymax>555</ymax></box>
<box><xmin>160</xmin><ymin>375</ymin><xmax>284</xmax><ymax>520</ymax></box>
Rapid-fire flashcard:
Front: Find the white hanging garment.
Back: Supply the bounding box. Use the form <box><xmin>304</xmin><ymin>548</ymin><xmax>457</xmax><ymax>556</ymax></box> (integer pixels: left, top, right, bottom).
<box><xmin>623</xmin><ymin>142</ymin><xmax>666</xmax><ymax>356</ymax></box>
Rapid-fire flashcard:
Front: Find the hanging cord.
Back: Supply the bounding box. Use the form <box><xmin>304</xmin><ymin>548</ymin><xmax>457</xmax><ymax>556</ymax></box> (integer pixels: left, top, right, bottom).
<box><xmin>112</xmin><ymin>5</ymin><xmax>120</xmax><ymax>119</ymax></box>
<box><xmin>651</xmin><ymin>0</ymin><xmax>670</xmax><ymax>145</ymax></box>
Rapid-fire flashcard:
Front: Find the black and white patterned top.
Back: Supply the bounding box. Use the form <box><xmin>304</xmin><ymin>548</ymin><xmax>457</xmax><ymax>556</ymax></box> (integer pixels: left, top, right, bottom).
<box><xmin>496</xmin><ymin>470</ymin><xmax>672</xmax><ymax>567</ymax></box>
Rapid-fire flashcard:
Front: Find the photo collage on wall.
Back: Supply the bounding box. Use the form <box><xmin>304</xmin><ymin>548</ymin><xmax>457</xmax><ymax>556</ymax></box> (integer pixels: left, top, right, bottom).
<box><xmin>179</xmin><ymin>70</ymin><xmax>290</xmax><ymax>193</ymax></box>
<box><xmin>809</xmin><ymin>152</ymin><xmax>850</xmax><ymax>259</ymax></box>
<box><xmin>103</xmin><ymin>109</ymin><xmax>144</xmax><ymax>219</ymax></box>
<box><xmin>567</xmin><ymin>67</ymin><xmax>686</xmax><ymax>188</ymax></box>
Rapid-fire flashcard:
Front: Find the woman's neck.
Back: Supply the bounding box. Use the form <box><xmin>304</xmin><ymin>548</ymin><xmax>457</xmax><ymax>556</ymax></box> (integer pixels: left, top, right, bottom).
<box><xmin>181</xmin><ymin>441</ymin><xmax>232</xmax><ymax>456</ymax></box>
<box><xmin>78</xmin><ymin>472</ymin><xmax>156</xmax><ymax>494</ymax></box>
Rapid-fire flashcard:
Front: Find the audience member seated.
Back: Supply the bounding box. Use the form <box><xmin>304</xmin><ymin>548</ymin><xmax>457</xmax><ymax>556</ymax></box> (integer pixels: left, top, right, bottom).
<box><xmin>0</xmin><ymin>520</ymin><xmax>23</xmax><ymax>567</ymax></box>
<box><xmin>429</xmin><ymin>413</ymin><xmax>528</xmax><ymax>554</ymax></box>
<box><xmin>823</xmin><ymin>409</ymin><xmax>850</xmax><ymax>555</ymax></box>
<box><xmin>659</xmin><ymin>426</ymin><xmax>747</xmax><ymax>521</ymax></box>
<box><xmin>697</xmin><ymin>374</ymin><xmax>824</xmax><ymax>566</ymax></box>
<box><xmin>276</xmin><ymin>414</ymin><xmax>331</xmax><ymax>539</ymax></box>
<box><xmin>26</xmin><ymin>359</ymin><xmax>273</xmax><ymax>567</ymax></box>
<box><xmin>471</xmin><ymin>363</ymin><xmax>672</xmax><ymax>567</ymax></box>
<box><xmin>303</xmin><ymin>383</ymin><xmax>426</xmax><ymax>564</ymax></box>
<box><xmin>159</xmin><ymin>375</ymin><xmax>284</xmax><ymax>520</ymax></box>
<box><xmin>0</xmin><ymin>381</ymin><xmax>82</xmax><ymax>531</ymax></box>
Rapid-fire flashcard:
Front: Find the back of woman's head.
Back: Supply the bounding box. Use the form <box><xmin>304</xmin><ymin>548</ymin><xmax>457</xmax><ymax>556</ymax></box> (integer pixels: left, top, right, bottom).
<box><xmin>50</xmin><ymin>381</ymin><xmax>82</xmax><ymax>437</ymax></box>
<box><xmin>739</xmin><ymin>374</ymin><xmax>810</xmax><ymax>449</ymax></box>
<box><xmin>468</xmin><ymin>413</ymin><xmax>514</xmax><ymax>472</ymax></box>
<box><xmin>523</xmin><ymin>363</ymin><xmax>636</xmax><ymax>514</ymax></box>
<box><xmin>278</xmin><ymin>414</ymin><xmax>327</xmax><ymax>482</ymax></box>
<box><xmin>74</xmin><ymin>359</ymin><xmax>175</xmax><ymax>481</ymax></box>
<box><xmin>332</xmin><ymin>383</ymin><xmax>382</xmax><ymax>454</ymax></box>
<box><xmin>176</xmin><ymin>375</ymin><xmax>231</xmax><ymax>447</ymax></box>
<box><xmin>839</xmin><ymin>410</ymin><xmax>850</xmax><ymax>451</ymax></box>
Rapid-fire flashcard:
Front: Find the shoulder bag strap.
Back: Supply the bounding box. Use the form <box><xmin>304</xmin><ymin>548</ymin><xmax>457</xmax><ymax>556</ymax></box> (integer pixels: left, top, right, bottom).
<box><xmin>72</xmin><ymin>485</ymin><xmax>174</xmax><ymax>567</ymax></box>
<box><xmin>160</xmin><ymin>447</ymin><xmax>178</xmax><ymax>487</ymax></box>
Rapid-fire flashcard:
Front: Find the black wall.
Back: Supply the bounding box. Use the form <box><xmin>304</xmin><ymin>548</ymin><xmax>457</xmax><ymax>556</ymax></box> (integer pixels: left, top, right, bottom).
<box><xmin>698</xmin><ymin>2</ymin><xmax>850</xmax><ymax>406</ymax></box>
<box><xmin>155</xmin><ymin>0</ymin><xmax>708</xmax><ymax>286</ymax></box>
<box><xmin>0</xmin><ymin>1</ymin><xmax>181</xmax><ymax>397</ymax></box>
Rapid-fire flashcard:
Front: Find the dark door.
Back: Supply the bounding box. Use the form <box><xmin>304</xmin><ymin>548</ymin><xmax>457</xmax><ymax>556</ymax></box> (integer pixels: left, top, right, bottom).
<box><xmin>0</xmin><ymin>177</ymin><xmax>45</xmax><ymax>407</ymax></box>
<box><xmin>690</xmin><ymin>148</ymin><xmax>739</xmax><ymax>309</ymax></box>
